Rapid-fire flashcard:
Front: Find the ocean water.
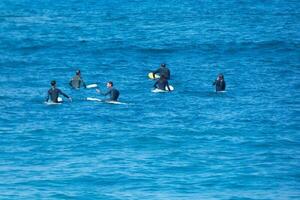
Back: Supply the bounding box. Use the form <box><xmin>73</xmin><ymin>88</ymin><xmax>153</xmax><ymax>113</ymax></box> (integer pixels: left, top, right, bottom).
<box><xmin>0</xmin><ymin>0</ymin><xmax>299</xmax><ymax>199</ymax></box>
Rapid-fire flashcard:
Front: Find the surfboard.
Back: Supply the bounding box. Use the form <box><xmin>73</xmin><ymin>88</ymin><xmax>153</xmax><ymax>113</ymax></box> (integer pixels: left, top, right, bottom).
<box><xmin>168</xmin><ymin>85</ymin><xmax>174</xmax><ymax>91</ymax></box>
<box><xmin>45</xmin><ymin>97</ymin><xmax>63</xmax><ymax>105</ymax></box>
<box><xmin>148</xmin><ymin>72</ymin><xmax>160</xmax><ymax>79</ymax></box>
<box><xmin>86</xmin><ymin>84</ymin><xmax>98</xmax><ymax>89</ymax></box>
<box><xmin>86</xmin><ymin>97</ymin><xmax>126</xmax><ymax>104</ymax></box>
<box><xmin>86</xmin><ymin>97</ymin><xmax>102</xmax><ymax>102</ymax></box>
<box><xmin>152</xmin><ymin>85</ymin><xmax>174</xmax><ymax>93</ymax></box>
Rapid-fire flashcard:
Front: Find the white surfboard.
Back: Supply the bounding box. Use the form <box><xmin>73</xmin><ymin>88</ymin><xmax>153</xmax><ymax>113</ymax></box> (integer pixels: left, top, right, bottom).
<box><xmin>86</xmin><ymin>97</ymin><xmax>126</xmax><ymax>104</ymax></box>
<box><xmin>152</xmin><ymin>85</ymin><xmax>174</xmax><ymax>93</ymax></box>
<box><xmin>86</xmin><ymin>97</ymin><xmax>102</xmax><ymax>102</ymax></box>
<box><xmin>168</xmin><ymin>85</ymin><xmax>174</xmax><ymax>91</ymax></box>
<box><xmin>86</xmin><ymin>84</ymin><xmax>98</xmax><ymax>89</ymax></box>
<box><xmin>45</xmin><ymin>97</ymin><xmax>63</xmax><ymax>105</ymax></box>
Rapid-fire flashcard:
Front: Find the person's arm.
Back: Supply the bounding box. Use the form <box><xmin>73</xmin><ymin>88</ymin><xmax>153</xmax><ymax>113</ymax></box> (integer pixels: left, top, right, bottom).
<box><xmin>69</xmin><ymin>79</ymin><xmax>73</xmax><ymax>87</ymax></box>
<box><xmin>96</xmin><ymin>89</ymin><xmax>110</xmax><ymax>96</ymax></box>
<box><xmin>223</xmin><ymin>81</ymin><xmax>226</xmax><ymax>90</ymax></box>
<box><xmin>103</xmin><ymin>90</ymin><xmax>111</xmax><ymax>96</ymax></box>
<box><xmin>153</xmin><ymin>68</ymin><xmax>160</xmax><ymax>76</ymax></box>
<box><xmin>58</xmin><ymin>89</ymin><xmax>72</xmax><ymax>101</ymax></box>
<box><xmin>80</xmin><ymin>77</ymin><xmax>87</xmax><ymax>88</ymax></box>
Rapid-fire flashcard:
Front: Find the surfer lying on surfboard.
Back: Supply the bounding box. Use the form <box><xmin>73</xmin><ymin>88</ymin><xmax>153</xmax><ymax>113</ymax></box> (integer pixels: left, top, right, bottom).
<box><xmin>96</xmin><ymin>81</ymin><xmax>120</xmax><ymax>101</ymax></box>
<box><xmin>154</xmin><ymin>75</ymin><xmax>172</xmax><ymax>91</ymax></box>
<box><xmin>46</xmin><ymin>80</ymin><xmax>72</xmax><ymax>103</ymax></box>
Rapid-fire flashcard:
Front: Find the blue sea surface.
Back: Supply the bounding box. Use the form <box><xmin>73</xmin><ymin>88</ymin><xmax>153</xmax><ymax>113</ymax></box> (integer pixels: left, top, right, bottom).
<box><xmin>0</xmin><ymin>0</ymin><xmax>299</xmax><ymax>199</ymax></box>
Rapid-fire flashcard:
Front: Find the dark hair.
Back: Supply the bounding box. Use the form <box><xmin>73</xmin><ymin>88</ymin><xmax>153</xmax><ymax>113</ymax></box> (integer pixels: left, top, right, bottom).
<box><xmin>108</xmin><ymin>81</ymin><xmax>113</xmax><ymax>86</ymax></box>
<box><xmin>76</xmin><ymin>70</ymin><xmax>81</xmax><ymax>75</ymax></box>
<box><xmin>161</xmin><ymin>63</ymin><xmax>166</xmax><ymax>67</ymax></box>
<box><xmin>51</xmin><ymin>80</ymin><xmax>56</xmax><ymax>86</ymax></box>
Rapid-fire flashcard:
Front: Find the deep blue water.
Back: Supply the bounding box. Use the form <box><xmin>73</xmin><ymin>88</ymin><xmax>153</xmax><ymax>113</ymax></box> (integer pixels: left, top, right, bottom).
<box><xmin>0</xmin><ymin>0</ymin><xmax>299</xmax><ymax>199</ymax></box>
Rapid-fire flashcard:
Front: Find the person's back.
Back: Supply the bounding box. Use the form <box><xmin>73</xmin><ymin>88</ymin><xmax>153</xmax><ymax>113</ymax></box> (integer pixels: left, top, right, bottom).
<box><xmin>159</xmin><ymin>67</ymin><xmax>170</xmax><ymax>79</ymax></box>
<box><xmin>109</xmin><ymin>88</ymin><xmax>120</xmax><ymax>101</ymax></box>
<box><xmin>215</xmin><ymin>80</ymin><xmax>226</xmax><ymax>91</ymax></box>
<box><xmin>153</xmin><ymin>64</ymin><xmax>171</xmax><ymax>80</ymax></box>
<box><xmin>46</xmin><ymin>80</ymin><xmax>71</xmax><ymax>102</ymax></box>
<box><xmin>48</xmin><ymin>88</ymin><xmax>61</xmax><ymax>102</ymax></box>
<box><xmin>70</xmin><ymin>75</ymin><xmax>81</xmax><ymax>88</ymax></box>
<box><xmin>69</xmin><ymin>70</ymin><xmax>86</xmax><ymax>89</ymax></box>
<box><xmin>213</xmin><ymin>74</ymin><xmax>226</xmax><ymax>92</ymax></box>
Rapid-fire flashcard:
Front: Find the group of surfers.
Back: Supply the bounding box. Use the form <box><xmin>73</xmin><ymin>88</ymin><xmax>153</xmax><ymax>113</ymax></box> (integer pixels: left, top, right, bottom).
<box><xmin>46</xmin><ymin>64</ymin><xmax>226</xmax><ymax>103</ymax></box>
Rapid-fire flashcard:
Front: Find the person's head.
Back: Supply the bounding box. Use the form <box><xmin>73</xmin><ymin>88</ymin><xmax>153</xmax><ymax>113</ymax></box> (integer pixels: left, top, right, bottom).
<box><xmin>218</xmin><ymin>74</ymin><xmax>224</xmax><ymax>80</ymax></box>
<box><xmin>161</xmin><ymin>63</ymin><xmax>166</xmax><ymax>68</ymax></box>
<box><xmin>106</xmin><ymin>81</ymin><xmax>113</xmax><ymax>88</ymax></box>
<box><xmin>76</xmin><ymin>70</ymin><xmax>81</xmax><ymax>75</ymax></box>
<box><xmin>51</xmin><ymin>80</ymin><xmax>56</xmax><ymax>87</ymax></box>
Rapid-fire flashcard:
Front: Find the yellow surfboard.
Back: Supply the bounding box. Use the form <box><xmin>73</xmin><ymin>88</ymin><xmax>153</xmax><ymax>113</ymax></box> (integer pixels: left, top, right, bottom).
<box><xmin>148</xmin><ymin>72</ymin><xmax>160</xmax><ymax>79</ymax></box>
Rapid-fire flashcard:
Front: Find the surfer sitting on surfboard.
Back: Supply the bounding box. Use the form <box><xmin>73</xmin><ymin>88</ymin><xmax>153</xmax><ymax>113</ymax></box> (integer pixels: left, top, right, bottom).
<box><xmin>96</xmin><ymin>81</ymin><xmax>120</xmax><ymax>101</ymax></box>
<box><xmin>69</xmin><ymin>70</ymin><xmax>86</xmax><ymax>89</ymax></box>
<box><xmin>213</xmin><ymin>74</ymin><xmax>226</xmax><ymax>92</ymax></box>
<box><xmin>154</xmin><ymin>75</ymin><xmax>171</xmax><ymax>91</ymax></box>
<box><xmin>46</xmin><ymin>80</ymin><xmax>72</xmax><ymax>103</ymax></box>
<box><xmin>153</xmin><ymin>63</ymin><xmax>171</xmax><ymax>80</ymax></box>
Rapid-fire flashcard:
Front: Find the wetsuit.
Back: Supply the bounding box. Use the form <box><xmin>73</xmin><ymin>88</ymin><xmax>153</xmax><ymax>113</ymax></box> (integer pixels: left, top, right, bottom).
<box><xmin>153</xmin><ymin>67</ymin><xmax>171</xmax><ymax>80</ymax></box>
<box><xmin>101</xmin><ymin>87</ymin><xmax>120</xmax><ymax>101</ymax></box>
<box><xmin>46</xmin><ymin>88</ymin><xmax>70</xmax><ymax>103</ymax></box>
<box><xmin>213</xmin><ymin>80</ymin><xmax>226</xmax><ymax>92</ymax></box>
<box><xmin>69</xmin><ymin>75</ymin><xmax>86</xmax><ymax>89</ymax></box>
<box><xmin>154</xmin><ymin>79</ymin><xmax>171</xmax><ymax>91</ymax></box>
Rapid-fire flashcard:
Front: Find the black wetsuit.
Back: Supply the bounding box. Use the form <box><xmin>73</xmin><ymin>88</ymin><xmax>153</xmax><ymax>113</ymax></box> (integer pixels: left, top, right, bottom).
<box><xmin>213</xmin><ymin>80</ymin><xmax>226</xmax><ymax>92</ymax></box>
<box><xmin>69</xmin><ymin>75</ymin><xmax>86</xmax><ymax>89</ymax></box>
<box><xmin>46</xmin><ymin>88</ymin><xmax>69</xmax><ymax>103</ymax></box>
<box><xmin>102</xmin><ymin>87</ymin><xmax>120</xmax><ymax>101</ymax></box>
<box><xmin>153</xmin><ymin>67</ymin><xmax>171</xmax><ymax>80</ymax></box>
<box><xmin>154</xmin><ymin>79</ymin><xmax>171</xmax><ymax>91</ymax></box>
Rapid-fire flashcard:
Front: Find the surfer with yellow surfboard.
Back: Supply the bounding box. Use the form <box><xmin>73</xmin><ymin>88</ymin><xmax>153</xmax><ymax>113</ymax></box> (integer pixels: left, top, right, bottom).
<box><xmin>148</xmin><ymin>63</ymin><xmax>171</xmax><ymax>80</ymax></box>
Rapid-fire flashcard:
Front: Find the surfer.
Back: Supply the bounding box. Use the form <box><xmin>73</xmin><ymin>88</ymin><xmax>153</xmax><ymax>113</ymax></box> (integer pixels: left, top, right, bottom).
<box><xmin>69</xmin><ymin>70</ymin><xmax>86</xmax><ymax>89</ymax></box>
<box><xmin>96</xmin><ymin>81</ymin><xmax>120</xmax><ymax>101</ymax></box>
<box><xmin>154</xmin><ymin>75</ymin><xmax>171</xmax><ymax>91</ymax></box>
<box><xmin>213</xmin><ymin>74</ymin><xmax>226</xmax><ymax>92</ymax></box>
<box><xmin>153</xmin><ymin>63</ymin><xmax>171</xmax><ymax>80</ymax></box>
<box><xmin>46</xmin><ymin>80</ymin><xmax>72</xmax><ymax>103</ymax></box>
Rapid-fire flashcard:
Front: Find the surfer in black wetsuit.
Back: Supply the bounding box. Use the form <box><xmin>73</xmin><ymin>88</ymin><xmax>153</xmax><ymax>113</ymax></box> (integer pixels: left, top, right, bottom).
<box><xmin>69</xmin><ymin>70</ymin><xmax>86</xmax><ymax>89</ymax></box>
<box><xmin>153</xmin><ymin>63</ymin><xmax>171</xmax><ymax>80</ymax></box>
<box><xmin>96</xmin><ymin>81</ymin><xmax>120</xmax><ymax>101</ymax></box>
<box><xmin>46</xmin><ymin>80</ymin><xmax>72</xmax><ymax>103</ymax></box>
<box><xmin>213</xmin><ymin>74</ymin><xmax>226</xmax><ymax>92</ymax></box>
<box><xmin>154</xmin><ymin>75</ymin><xmax>171</xmax><ymax>91</ymax></box>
